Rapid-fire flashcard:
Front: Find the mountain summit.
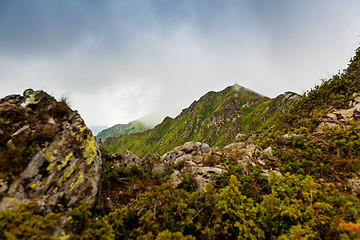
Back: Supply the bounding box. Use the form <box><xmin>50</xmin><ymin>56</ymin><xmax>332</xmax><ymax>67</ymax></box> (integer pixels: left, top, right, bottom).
<box><xmin>1</xmin><ymin>48</ymin><xmax>360</xmax><ymax>239</ymax></box>
<box><xmin>96</xmin><ymin>116</ymin><xmax>157</xmax><ymax>142</ymax></box>
<box><xmin>105</xmin><ymin>84</ymin><xmax>300</xmax><ymax>156</ymax></box>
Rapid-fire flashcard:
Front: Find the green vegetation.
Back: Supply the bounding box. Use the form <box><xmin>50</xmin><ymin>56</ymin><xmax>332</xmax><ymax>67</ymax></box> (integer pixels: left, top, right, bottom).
<box><xmin>0</xmin><ymin>90</ymin><xmax>71</xmax><ymax>180</ymax></box>
<box><xmin>106</xmin><ymin>85</ymin><xmax>297</xmax><ymax>157</ymax></box>
<box><xmin>0</xmin><ymin>202</ymin><xmax>60</xmax><ymax>239</ymax></box>
<box><xmin>1</xmin><ymin>48</ymin><xmax>360</xmax><ymax>239</ymax></box>
<box><xmin>255</xmin><ymin>47</ymin><xmax>360</xmax><ymax>181</ymax></box>
<box><xmin>96</xmin><ymin>119</ymin><xmax>156</xmax><ymax>142</ymax></box>
<box><xmin>5</xmin><ymin>171</ymin><xmax>359</xmax><ymax>239</ymax></box>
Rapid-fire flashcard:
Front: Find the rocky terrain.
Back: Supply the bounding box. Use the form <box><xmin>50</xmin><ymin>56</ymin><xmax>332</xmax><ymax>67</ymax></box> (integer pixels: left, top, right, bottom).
<box><xmin>105</xmin><ymin>84</ymin><xmax>300</xmax><ymax>157</ymax></box>
<box><xmin>0</xmin><ymin>48</ymin><xmax>359</xmax><ymax>239</ymax></box>
<box><xmin>0</xmin><ymin>89</ymin><xmax>101</xmax><ymax>236</ymax></box>
<box><xmin>96</xmin><ymin>117</ymin><xmax>156</xmax><ymax>142</ymax></box>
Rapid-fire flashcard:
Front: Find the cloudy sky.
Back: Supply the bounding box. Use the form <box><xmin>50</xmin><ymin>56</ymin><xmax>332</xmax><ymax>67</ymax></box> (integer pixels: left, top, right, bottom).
<box><xmin>1</xmin><ymin>0</ymin><xmax>360</xmax><ymax>133</ymax></box>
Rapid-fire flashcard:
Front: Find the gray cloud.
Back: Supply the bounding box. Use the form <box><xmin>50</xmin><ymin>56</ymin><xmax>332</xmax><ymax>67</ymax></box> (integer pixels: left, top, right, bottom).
<box><xmin>0</xmin><ymin>0</ymin><xmax>359</xmax><ymax>128</ymax></box>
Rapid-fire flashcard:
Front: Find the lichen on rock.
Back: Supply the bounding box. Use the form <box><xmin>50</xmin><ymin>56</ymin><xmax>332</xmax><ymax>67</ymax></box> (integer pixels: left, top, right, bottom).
<box><xmin>0</xmin><ymin>89</ymin><xmax>102</xmax><ymax>214</ymax></box>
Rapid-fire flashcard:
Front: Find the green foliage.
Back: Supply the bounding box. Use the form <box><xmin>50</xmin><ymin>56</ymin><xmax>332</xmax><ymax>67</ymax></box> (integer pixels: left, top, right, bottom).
<box><xmin>96</xmin><ymin>120</ymin><xmax>155</xmax><ymax>141</ymax></box>
<box><xmin>217</xmin><ymin>175</ymin><xmax>265</xmax><ymax>239</ymax></box>
<box><xmin>0</xmin><ymin>92</ymin><xmax>71</xmax><ymax>180</ymax></box>
<box><xmin>2</xmin><ymin>49</ymin><xmax>360</xmax><ymax>239</ymax></box>
<box><xmin>0</xmin><ymin>203</ymin><xmax>60</xmax><ymax>239</ymax></box>
<box><xmin>65</xmin><ymin>201</ymin><xmax>114</xmax><ymax>239</ymax></box>
<box><xmin>103</xmin><ymin>183</ymin><xmax>219</xmax><ymax>239</ymax></box>
<box><xmin>105</xmin><ymin>85</ymin><xmax>285</xmax><ymax>157</ymax></box>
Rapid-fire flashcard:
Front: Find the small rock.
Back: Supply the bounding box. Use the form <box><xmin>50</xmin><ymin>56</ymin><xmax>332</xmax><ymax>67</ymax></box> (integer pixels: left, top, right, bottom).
<box><xmin>0</xmin><ymin>179</ymin><xmax>8</xmax><ymax>193</ymax></box>
<box><xmin>192</xmin><ymin>155</ymin><xmax>203</xmax><ymax>163</ymax></box>
<box><xmin>174</xmin><ymin>154</ymin><xmax>192</xmax><ymax>164</ymax></box>
<box><xmin>282</xmin><ymin>134</ymin><xmax>292</xmax><ymax>140</ymax></box>
<box><xmin>316</xmin><ymin>122</ymin><xmax>341</xmax><ymax>133</ymax></box>
<box><xmin>246</xmin><ymin>144</ymin><xmax>257</xmax><ymax>151</ymax></box>
<box><xmin>152</xmin><ymin>163</ymin><xmax>166</xmax><ymax>175</ymax></box>
<box><xmin>224</xmin><ymin>142</ymin><xmax>246</xmax><ymax>150</ymax></box>
<box><xmin>181</xmin><ymin>142</ymin><xmax>196</xmax><ymax>153</ymax></box>
<box><xmin>170</xmin><ymin>170</ymin><xmax>183</xmax><ymax>188</ymax></box>
<box><xmin>333</xmin><ymin>108</ymin><xmax>355</xmax><ymax>120</ymax></box>
<box><xmin>354</xmin><ymin>103</ymin><xmax>360</xmax><ymax>112</ymax></box>
<box><xmin>0</xmin><ymin>197</ymin><xmax>28</xmax><ymax>211</ymax></box>
<box><xmin>325</xmin><ymin>113</ymin><xmax>337</xmax><ymax>121</ymax></box>
<box><xmin>120</xmin><ymin>150</ymin><xmax>141</xmax><ymax>168</ymax></box>
<box><xmin>11</xmin><ymin>125</ymin><xmax>30</xmax><ymax>137</ymax></box>
<box><xmin>348</xmin><ymin>178</ymin><xmax>360</xmax><ymax>194</ymax></box>
<box><xmin>262</xmin><ymin>147</ymin><xmax>273</xmax><ymax>158</ymax></box>
<box><xmin>235</xmin><ymin>133</ymin><xmax>246</xmax><ymax>141</ymax></box>
<box><xmin>194</xmin><ymin>142</ymin><xmax>202</xmax><ymax>149</ymax></box>
<box><xmin>261</xmin><ymin>170</ymin><xmax>283</xmax><ymax>178</ymax></box>
<box><xmin>48</xmin><ymin>117</ymin><xmax>56</xmax><ymax>125</ymax></box>
<box><xmin>258</xmin><ymin>159</ymin><xmax>266</xmax><ymax>166</ymax></box>
<box><xmin>200</xmin><ymin>143</ymin><xmax>210</xmax><ymax>153</ymax></box>
<box><xmin>273</xmin><ymin>170</ymin><xmax>283</xmax><ymax>177</ymax></box>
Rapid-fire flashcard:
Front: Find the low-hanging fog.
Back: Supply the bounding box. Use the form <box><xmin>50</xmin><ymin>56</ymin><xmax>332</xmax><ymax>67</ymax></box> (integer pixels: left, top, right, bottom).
<box><xmin>1</xmin><ymin>0</ymin><xmax>360</xmax><ymax>134</ymax></box>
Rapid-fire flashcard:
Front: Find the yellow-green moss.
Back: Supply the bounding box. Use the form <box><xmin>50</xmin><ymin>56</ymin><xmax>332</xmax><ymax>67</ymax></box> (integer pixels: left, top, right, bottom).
<box><xmin>83</xmin><ymin>140</ymin><xmax>96</xmax><ymax>165</ymax></box>
<box><xmin>45</xmin><ymin>152</ymin><xmax>51</xmax><ymax>161</ymax></box>
<box><xmin>79</xmin><ymin>125</ymin><xmax>87</xmax><ymax>133</ymax></box>
<box><xmin>64</xmin><ymin>165</ymin><xmax>76</xmax><ymax>178</ymax></box>
<box><xmin>57</xmin><ymin>176</ymin><xmax>66</xmax><ymax>187</ymax></box>
<box><xmin>25</xmin><ymin>92</ymin><xmax>36</xmax><ymax>105</ymax></box>
<box><xmin>58</xmin><ymin>152</ymin><xmax>73</xmax><ymax>170</ymax></box>
<box><xmin>47</xmin><ymin>162</ymin><xmax>57</xmax><ymax>171</ymax></box>
<box><xmin>70</xmin><ymin>173</ymin><xmax>84</xmax><ymax>191</ymax></box>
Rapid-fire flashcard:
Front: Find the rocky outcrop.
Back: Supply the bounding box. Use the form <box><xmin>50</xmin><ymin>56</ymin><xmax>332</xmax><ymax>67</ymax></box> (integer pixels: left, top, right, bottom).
<box><xmin>109</xmin><ymin>141</ymin><xmax>281</xmax><ymax>192</ymax></box>
<box><xmin>316</xmin><ymin>92</ymin><xmax>360</xmax><ymax>133</ymax></box>
<box><xmin>157</xmin><ymin>141</ymin><xmax>226</xmax><ymax>192</ymax></box>
<box><xmin>0</xmin><ymin>89</ymin><xmax>101</xmax><ymax>213</ymax></box>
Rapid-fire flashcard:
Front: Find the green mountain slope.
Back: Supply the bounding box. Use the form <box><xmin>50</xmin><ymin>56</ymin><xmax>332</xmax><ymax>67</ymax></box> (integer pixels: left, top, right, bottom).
<box><xmin>3</xmin><ymin>48</ymin><xmax>360</xmax><ymax>240</ymax></box>
<box><xmin>256</xmin><ymin>46</ymin><xmax>360</xmax><ymax>181</ymax></box>
<box><xmin>96</xmin><ymin>118</ymin><xmax>155</xmax><ymax>141</ymax></box>
<box><xmin>105</xmin><ymin>84</ymin><xmax>300</xmax><ymax>156</ymax></box>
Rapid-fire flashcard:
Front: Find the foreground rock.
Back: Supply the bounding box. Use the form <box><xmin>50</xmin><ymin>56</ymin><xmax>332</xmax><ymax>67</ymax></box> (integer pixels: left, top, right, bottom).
<box><xmin>0</xmin><ymin>89</ymin><xmax>101</xmax><ymax>213</ymax></box>
<box><xmin>111</xmin><ymin>141</ymin><xmax>281</xmax><ymax>192</ymax></box>
<box><xmin>316</xmin><ymin>92</ymin><xmax>360</xmax><ymax>133</ymax></box>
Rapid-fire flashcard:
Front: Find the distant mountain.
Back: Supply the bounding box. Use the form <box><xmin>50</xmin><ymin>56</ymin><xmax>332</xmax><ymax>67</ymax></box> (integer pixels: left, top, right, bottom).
<box><xmin>2</xmin><ymin>48</ymin><xmax>360</xmax><ymax>240</ymax></box>
<box><xmin>105</xmin><ymin>84</ymin><xmax>300</xmax><ymax>156</ymax></box>
<box><xmin>96</xmin><ymin>116</ymin><xmax>158</xmax><ymax>141</ymax></box>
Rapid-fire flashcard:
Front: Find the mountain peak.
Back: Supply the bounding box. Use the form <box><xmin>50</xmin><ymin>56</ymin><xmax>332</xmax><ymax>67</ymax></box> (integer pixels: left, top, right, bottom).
<box><xmin>228</xmin><ymin>83</ymin><xmax>268</xmax><ymax>99</ymax></box>
<box><xmin>233</xmin><ymin>83</ymin><xmax>242</xmax><ymax>91</ymax></box>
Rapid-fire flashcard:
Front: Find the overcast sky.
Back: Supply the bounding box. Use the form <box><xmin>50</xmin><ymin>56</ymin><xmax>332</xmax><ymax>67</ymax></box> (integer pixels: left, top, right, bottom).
<box><xmin>1</xmin><ymin>0</ymin><xmax>360</xmax><ymax>132</ymax></box>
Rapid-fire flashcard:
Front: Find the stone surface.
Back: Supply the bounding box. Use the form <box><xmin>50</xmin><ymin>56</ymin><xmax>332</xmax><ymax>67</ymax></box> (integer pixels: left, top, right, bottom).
<box><xmin>348</xmin><ymin>178</ymin><xmax>360</xmax><ymax>194</ymax></box>
<box><xmin>262</xmin><ymin>146</ymin><xmax>273</xmax><ymax>158</ymax></box>
<box><xmin>316</xmin><ymin>122</ymin><xmax>341</xmax><ymax>133</ymax></box>
<box><xmin>0</xmin><ymin>89</ymin><xmax>102</xmax><ymax>213</ymax></box>
<box><xmin>120</xmin><ymin>150</ymin><xmax>141</xmax><ymax>168</ymax></box>
<box><xmin>152</xmin><ymin>163</ymin><xmax>166</xmax><ymax>175</ymax></box>
<box><xmin>170</xmin><ymin>170</ymin><xmax>183</xmax><ymax>188</ymax></box>
<box><xmin>200</xmin><ymin>143</ymin><xmax>210</xmax><ymax>153</ymax></box>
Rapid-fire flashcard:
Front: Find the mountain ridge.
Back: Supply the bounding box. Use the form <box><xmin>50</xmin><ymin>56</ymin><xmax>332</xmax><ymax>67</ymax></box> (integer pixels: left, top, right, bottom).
<box><xmin>96</xmin><ymin>116</ymin><xmax>157</xmax><ymax>141</ymax></box>
<box><xmin>1</xmin><ymin>48</ymin><xmax>359</xmax><ymax>239</ymax></box>
<box><xmin>105</xmin><ymin>84</ymin><xmax>300</xmax><ymax>157</ymax></box>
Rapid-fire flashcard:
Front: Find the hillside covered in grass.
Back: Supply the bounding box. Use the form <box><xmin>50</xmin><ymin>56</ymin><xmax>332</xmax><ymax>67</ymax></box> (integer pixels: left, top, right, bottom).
<box><xmin>96</xmin><ymin>118</ymin><xmax>156</xmax><ymax>142</ymax></box>
<box><xmin>1</xmin><ymin>47</ymin><xmax>360</xmax><ymax>239</ymax></box>
<box><xmin>105</xmin><ymin>84</ymin><xmax>300</xmax><ymax>157</ymax></box>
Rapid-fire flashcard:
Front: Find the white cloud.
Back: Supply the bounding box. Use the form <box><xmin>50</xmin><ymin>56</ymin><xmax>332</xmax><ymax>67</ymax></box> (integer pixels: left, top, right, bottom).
<box><xmin>0</xmin><ymin>1</ymin><xmax>359</xmax><ymax>129</ymax></box>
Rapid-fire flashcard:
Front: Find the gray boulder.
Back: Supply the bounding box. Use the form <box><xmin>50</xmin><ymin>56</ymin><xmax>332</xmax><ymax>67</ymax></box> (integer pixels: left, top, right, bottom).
<box><xmin>0</xmin><ymin>90</ymin><xmax>102</xmax><ymax>213</ymax></box>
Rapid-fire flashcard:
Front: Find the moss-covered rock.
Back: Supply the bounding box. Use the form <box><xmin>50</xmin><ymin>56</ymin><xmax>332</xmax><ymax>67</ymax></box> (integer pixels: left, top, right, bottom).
<box><xmin>0</xmin><ymin>89</ymin><xmax>102</xmax><ymax>214</ymax></box>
